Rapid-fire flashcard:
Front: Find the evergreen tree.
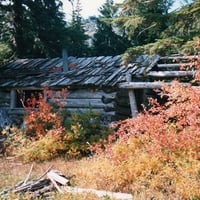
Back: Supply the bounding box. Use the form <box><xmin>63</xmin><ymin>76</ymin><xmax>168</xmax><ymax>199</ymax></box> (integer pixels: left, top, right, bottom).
<box><xmin>0</xmin><ymin>2</ymin><xmax>14</xmax><ymax>62</ymax></box>
<box><xmin>162</xmin><ymin>0</ymin><xmax>199</xmax><ymax>40</ymax></box>
<box><xmin>121</xmin><ymin>0</ymin><xmax>199</xmax><ymax>63</ymax></box>
<box><xmin>26</xmin><ymin>0</ymin><xmax>68</xmax><ymax>57</ymax></box>
<box><xmin>0</xmin><ymin>0</ymin><xmax>69</xmax><ymax>58</ymax></box>
<box><xmin>66</xmin><ymin>0</ymin><xmax>89</xmax><ymax>56</ymax></box>
<box><xmin>92</xmin><ymin>0</ymin><xmax>131</xmax><ymax>56</ymax></box>
<box><xmin>114</xmin><ymin>0</ymin><xmax>174</xmax><ymax>45</ymax></box>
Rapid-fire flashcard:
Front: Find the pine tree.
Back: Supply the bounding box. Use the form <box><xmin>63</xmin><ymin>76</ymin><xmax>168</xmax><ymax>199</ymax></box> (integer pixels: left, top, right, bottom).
<box><xmin>0</xmin><ymin>2</ymin><xmax>13</xmax><ymax>62</ymax></box>
<box><xmin>26</xmin><ymin>0</ymin><xmax>68</xmax><ymax>57</ymax></box>
<box><xmin>0</xmin><ymin>0</ymin><xmax>69</xmax><ymax>58</ymax></box>
<box><xmin>66</xmin><ymin>0</ymin><xmax>89</xmax><ymax>56</ymax></box>
<box><xmin>121</xmin><ymin>0</ymin><xmax>199</xmax><ymax>62</ymax></box>
<box><xmin>114</xmin><ymin>0</ymin><xmax>174</xmax><ymax>45</ymax></box>
<box><xmin>162</xmin><ymin>0</ymin><xmax>199</xmax><ymax>40</ymax></box>
<box><xmin>92</xmin><ymin>0</ymin><xmax>131</xmax><ymax>56</ymax></box>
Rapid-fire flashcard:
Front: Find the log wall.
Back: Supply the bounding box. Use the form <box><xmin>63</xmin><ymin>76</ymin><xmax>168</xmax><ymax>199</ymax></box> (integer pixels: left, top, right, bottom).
<box><xmin>0</xmin><ymin>86</ymin><xmax>159</xmax><ymax>126</ymax></box>
<box><xmin>0</xmin><ymin>90</ymin><xmax>10</xmax><ymax>108</ymax></box>
<box><xmin>0</xmin><ymin>88</ymin><xmax>120</xmax><ymax>126</ymax></box>
<box><xmin>63</xmin><ymin>88</ymin><xmax>117</xmax><ymax>125</ymax></box>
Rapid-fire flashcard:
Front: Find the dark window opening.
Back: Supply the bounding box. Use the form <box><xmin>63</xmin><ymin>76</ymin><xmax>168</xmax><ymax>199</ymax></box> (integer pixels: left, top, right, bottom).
<box><xmin>16</xmin><ymin>90</ymin><xmax>42</xmax><ymax>108</ymax></box>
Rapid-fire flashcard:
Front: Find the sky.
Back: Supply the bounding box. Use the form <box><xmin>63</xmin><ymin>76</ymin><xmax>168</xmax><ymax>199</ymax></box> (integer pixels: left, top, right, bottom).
<box><xmin>61</xmin><ymin>0</ymin><xmax>184</xmax><ymax>20</ymax></box>
<box><xmin>62</xmin><ymin>0</ymin><xmax>123</xmax><ymax>19</ymax></box>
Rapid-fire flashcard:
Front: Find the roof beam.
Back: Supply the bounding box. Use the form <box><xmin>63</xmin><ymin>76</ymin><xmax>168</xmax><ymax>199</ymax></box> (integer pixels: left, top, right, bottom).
<box><xmin>119</xmin><ymin>81</ymin><xmax>191</xmax><ymax>89</ymax></box>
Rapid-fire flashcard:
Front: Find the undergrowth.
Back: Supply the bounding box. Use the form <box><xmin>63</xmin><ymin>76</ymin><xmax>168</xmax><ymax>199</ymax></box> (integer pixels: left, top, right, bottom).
<box><xmin>88</xmin><ymin>55</ymin><xmax>200</xmax><ymax>199</ymax></box>
<box><xmin>1</xmin><ymin>55</ymin><xmax>200</xmax><ymax>199</ymax></box>
<box><xmin>3</xmin><ymin>88</ymin><xmax>112</xmax><ymax>162</ymax></box>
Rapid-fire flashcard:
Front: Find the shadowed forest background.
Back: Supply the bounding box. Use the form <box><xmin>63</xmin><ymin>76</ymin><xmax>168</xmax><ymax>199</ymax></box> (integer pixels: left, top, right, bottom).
<box><xmin>0</xmin><ymin>0</ymin><xmax>199</xmax><ymax>63</ymax></box>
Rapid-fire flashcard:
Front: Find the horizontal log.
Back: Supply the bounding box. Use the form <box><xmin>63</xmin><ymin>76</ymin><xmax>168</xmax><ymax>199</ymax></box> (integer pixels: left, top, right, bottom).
<box><xmin>147</xmin><ymin>70</ymin><xmax>195</xmax><ymax>77</ymax></box>
<box><xmin>0</xmin><ymin>92</ymin><xmax>10</xmax><ymax>98</ymax></box>
<box><xmin>160</xmin><ymin>55</ymin><xmax>198</xmax><ymax>60</ymax></box>
<box><xmin>64</xmin><ymin>186</ymin><xmax>133</xmax><ymax>200</ymax></box>
<box><xmin>157</xmin><ymin>63</ymin><xmax>193</xmax><ymax>68</ymax></box>
<box><xmin>57</xmin><ymin>99</ymin><xmax>103</xmax><ymax>108</ymax></box>
<box><xmin>7</xmin><ymin>108</ymin><xmax>26</xmax><ymax>114</ymax></box>
<box><xmin>66</xmin><ymin>99</ymin><xmax>102</xmax><ymax>107</ymax></box>
<box><xmin>68</xmin><ymin>90</ymin><xmax>114</xmax><ymax>99</ymax></box>
<box><xmin>58</xmin><ymin>99</ymin><xmax>115</xmax><ymax>109</ymax></box>
<box><xmin>119</xmin><ymin>82</ymin><xmax>191</xmax><ymax>89</ymax></box>
<box><xmin>66</xmin><ymin>108</ymin><xmax>116</xmax><ymax>115</ymax></box>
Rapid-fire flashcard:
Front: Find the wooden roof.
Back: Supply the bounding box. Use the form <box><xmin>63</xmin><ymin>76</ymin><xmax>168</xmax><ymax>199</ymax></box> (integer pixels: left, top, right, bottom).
<box><xmin>0</xmin><ymin>54</ymin><xmax>196</xmax><ymax>89</ymax></box>
<box><xmin>0</xmin><ymin>55</ymin><xmax>159</xmax><ymax>89</ymax></box>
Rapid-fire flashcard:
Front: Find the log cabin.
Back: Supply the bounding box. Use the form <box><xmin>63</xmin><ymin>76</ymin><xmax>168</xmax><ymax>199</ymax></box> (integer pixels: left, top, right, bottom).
<box><xmin>0</xmin><ymin>54</ymin><xmax>197</xmax><ymax>128</ymax></box>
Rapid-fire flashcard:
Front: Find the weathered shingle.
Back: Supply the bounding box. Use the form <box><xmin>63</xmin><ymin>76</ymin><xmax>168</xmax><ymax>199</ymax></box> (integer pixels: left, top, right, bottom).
<box><xmin>0</xmin><ymin>55</ymin><xmax>159</xmax><ymax>89</ymax></box>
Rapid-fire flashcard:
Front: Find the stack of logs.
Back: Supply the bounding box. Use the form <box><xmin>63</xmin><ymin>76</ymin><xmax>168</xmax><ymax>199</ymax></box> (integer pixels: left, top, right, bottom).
<box><xmin>0</xmin><ymin>165</ymin><xmax>71</xmax><ymax>199</ymax></box>
<box><xmin>0</xmin><ymin>165</ymin><xmax>133</xmax><ymax>200</ymax></box>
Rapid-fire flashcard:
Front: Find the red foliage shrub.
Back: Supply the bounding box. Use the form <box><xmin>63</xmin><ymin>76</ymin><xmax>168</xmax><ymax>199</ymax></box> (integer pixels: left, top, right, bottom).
<box><xmin>113</xmin><ymin>83</ymin><xmax>200</xmax><ymax>159</ymax></box>
<box><xmin>96</xmin><ymin>55</ymin><xmax>200</xmax><ymax>161</ymax></box>
<box><xmin>24</xmin><ymin>88</ymin><xmax>66</xmax><ymax>139</ymax></box>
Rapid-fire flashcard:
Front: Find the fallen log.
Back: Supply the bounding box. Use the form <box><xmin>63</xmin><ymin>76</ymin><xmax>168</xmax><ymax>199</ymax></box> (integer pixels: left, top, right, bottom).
<box><xmin>64</xmin><ymin>186</ymin><xmax>133</xmax><ymax>200</ymax></box>
<box><xmin>0</xmin><ymin>166</ymin><xmax>133</xmax><ymax>200</ymax></box>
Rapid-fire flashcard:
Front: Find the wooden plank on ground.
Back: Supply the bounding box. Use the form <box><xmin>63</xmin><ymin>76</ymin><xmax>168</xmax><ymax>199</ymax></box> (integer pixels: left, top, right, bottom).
<box><xmin>64</xmin><ymin>186</ymin><xmax>133</xmax><ymax>200</ymax></box>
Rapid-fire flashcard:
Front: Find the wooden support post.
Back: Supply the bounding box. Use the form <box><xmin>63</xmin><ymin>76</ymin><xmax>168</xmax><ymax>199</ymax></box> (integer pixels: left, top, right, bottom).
<box><xmin>62</xmin><ymin>48</ymin><xmax>68</xmax><ymax>72</ymax></box>
<box><xmin>126</xmin><ymin>74</ymin><xmax>138</xmax><ymax>117</ymax></box>
<box><xmin>10</xmin><ymin>89</ymin><xmax>16</xmax><ymax>109</ymax></box>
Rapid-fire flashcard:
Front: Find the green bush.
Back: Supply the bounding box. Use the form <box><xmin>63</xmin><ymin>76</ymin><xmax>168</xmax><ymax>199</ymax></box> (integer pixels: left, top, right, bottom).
<box><xmin>61</xmin><ymin>110</ymin><xmax>112</xmax><ymax>158</ymax></box>
<box><xmin>4</xmin><ymin>101</ymin><xmax>112</xmax><ymax>161</ymax></box>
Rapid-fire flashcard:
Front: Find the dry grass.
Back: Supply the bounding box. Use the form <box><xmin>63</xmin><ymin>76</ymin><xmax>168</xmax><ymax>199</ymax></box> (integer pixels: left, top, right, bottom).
<box><xmin>0</xmin><ymin>156</ymin><xmax>166</xmax><ymax>200</ymax></box>
<box><xmin>0</xmin><ymin>149</ymin><xmax>200</xmax><ymax>200</ymax></box>
<box><xmin>0</xmin><ymin>156</ymin><xmax>119</xmax><ymax>200</ymax></box>
<box><xmin>0</xmin><ymin>157</ymin><xmax>79</xmax><ymax>189</ymax></box>
<box><xmin>1</xmin><ymin>152</ymin><xmax>199</xmax><ymax>200</ymax></box>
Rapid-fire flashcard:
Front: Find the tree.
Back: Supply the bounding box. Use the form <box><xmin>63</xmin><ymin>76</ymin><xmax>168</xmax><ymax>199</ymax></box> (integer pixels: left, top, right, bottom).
<box><xmin>0</xmin><ymin>43</ymin><xmax>13</xmax><ymax>63</ymax></box>
<box><xmin>92</xmin><ymin>0</ymin><xmax>131</xmax><ymax>56</ymax></box>
<box><xmin>114</xmin><ymin>0</ymin><xmax>174</xmax><ymax>46</ymax></box>
<box><xmin>26</xmin><ymin>0</ymin><xmax>69</xmax><ymax>57</ymax></box>
<box><xmin>0</xmin><ymin>0</ymin><xmax>69</xmax><ymax>58</ymax></box>
<box><xmin>12</xmin><ymin>0</ymin><xmax>27</xmax><ymax>58</ymax></box>
<box><xmin>0</xmin><ymin>2</ymin><xmax>14</xmax><ymax>62</ymax></box>
<box><xmin>66</xmin><ymin>0</ymin><xmax>89</xmax><ymax>56</ymax></box>
<box><xmin>162</xmin><ymin>0</ymin><xmax>199</xmax><ymax>40</ymax></box>
<box><xmin>118</xmin><ymin>0</ymin><xmax>199</xmax><ymax>63</ymax></box>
